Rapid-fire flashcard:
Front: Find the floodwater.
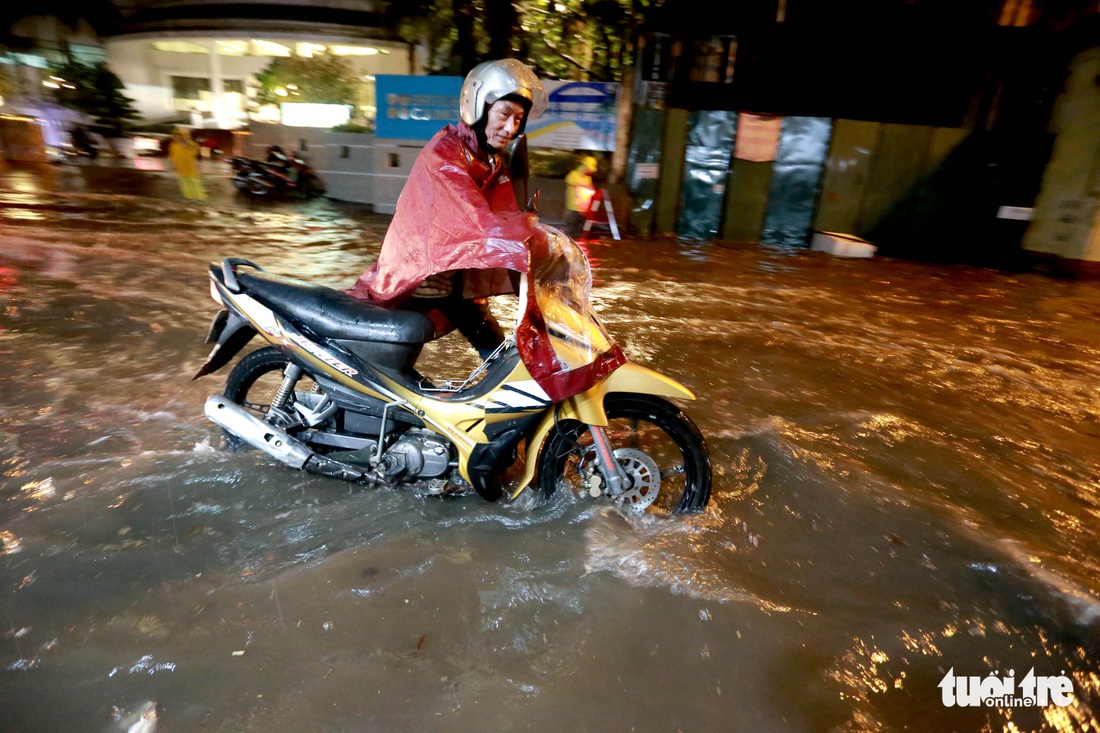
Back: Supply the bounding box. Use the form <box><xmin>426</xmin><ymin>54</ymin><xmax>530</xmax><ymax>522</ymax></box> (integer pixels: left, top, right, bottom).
<box><xmin>1</xmin><ymin>160</ymin><xmax>1099</xmax><ymax>733</ymax></box>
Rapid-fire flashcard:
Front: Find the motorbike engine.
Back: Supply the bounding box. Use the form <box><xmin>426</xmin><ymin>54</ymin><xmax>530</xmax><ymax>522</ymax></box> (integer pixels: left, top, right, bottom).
<box><xmin>380</xmin><ymin>429</ymin><xmax>452</xmax><ymax>480</ymax></box>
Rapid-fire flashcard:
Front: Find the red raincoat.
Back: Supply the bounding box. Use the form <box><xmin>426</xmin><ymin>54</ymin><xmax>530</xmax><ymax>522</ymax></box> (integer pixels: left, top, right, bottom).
<box><xmin>347</xmin><ymin>121</ymin><xmax>624</xmax><ymax>401</ymax></box>
<box><xmin>346</xmin><ymin>122</ymin><xmax>536</xmax><ymax>307</ymax></box>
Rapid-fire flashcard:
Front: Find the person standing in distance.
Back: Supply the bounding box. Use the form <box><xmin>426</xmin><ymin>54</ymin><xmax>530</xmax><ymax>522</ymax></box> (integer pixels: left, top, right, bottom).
<box><xmin>346</xmin><ymin>59</ymin><xmax>548</xmax><ymax>360</ymax></box>
<box><xmin>168</xmin><ymin>127</ymin><xmax>207</xmax><ymax>202</ymax></box>
<box><xmin>564</xmin><ymin>155</ymin><xmax>598</xmax><ymax>238</ymax></box>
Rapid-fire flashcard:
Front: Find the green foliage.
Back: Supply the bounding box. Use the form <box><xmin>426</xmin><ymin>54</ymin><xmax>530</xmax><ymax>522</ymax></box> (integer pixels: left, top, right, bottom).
<box><xmin>47</xmin><ymin>60</ymin><xmax>139</xmax><ymax>134</ymax></box>
<box><xmin>254</xmin><ymin>56</ymin><xmax>357</xmax><ymax>106</ymax></box>
<box><xmin>383</xmin><ymin>0</ymin><xmax>657</xmax><ymax>80</ymax></box>
<box><xmin>528</xmin><ymin>148</ymin><xmax>576</xmax><ymax>178</ymax></box>
<box><xmin>385</xmin><ymin>0</ymin><xmax>466</xmax><ymax>74</ymax></box>
<box><xmin>516</xmin><ymin>0</ymin><xmax>637</xmax><ymax>81</ymax></box>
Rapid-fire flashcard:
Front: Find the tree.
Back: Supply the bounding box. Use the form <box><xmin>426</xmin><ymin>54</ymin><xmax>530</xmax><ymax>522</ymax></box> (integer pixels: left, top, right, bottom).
<box><xmin>380</xmin><ymin>0</ymin><xmax>664</xmax><ymax>182</ymax></box>
<box><xmin>383</xmin><ymin>0</ymin><xmax>660</xmax><ymax>80</ymax></box>
<box><xmin>47</xmin><ymin>59</ymin><xmax>138</xmax><ymax>135</ymax></box>
<box><xmin>254</xmin><ymin>56</ymin><xmax>358</xmax><ymax>106</ymax></box>
<box><xmin>516</xmin><ymin>0</ymin><xmax>640</xmax><ymax>81</ymax></box>
<box><xmin>384</xmin><ymin>0</ymin><xmax>468</xmax><ymax>74</ymax></box>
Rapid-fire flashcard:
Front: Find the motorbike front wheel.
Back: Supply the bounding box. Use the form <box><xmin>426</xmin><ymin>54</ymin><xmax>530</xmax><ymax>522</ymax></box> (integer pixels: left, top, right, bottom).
<box><xmin>221</xmin><ymin>347</ymin><xmax>319</xmax><ymax>450</ymax></box>
<box><xmin>536</xmin><ymin>393</ymin><xmax>712</xmax><ymax>514</ymax></box>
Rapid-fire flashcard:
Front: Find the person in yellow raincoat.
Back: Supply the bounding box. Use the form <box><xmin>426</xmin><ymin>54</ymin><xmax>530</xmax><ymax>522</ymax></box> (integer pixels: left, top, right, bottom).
<box><xmin>563</xmin><ymin>155</ymin><xmax>598</xmax><ymax>238</ymax></box>
<box><xmin>168</xmin><ymin>128</ymin><xmax>206</xmax><ymax>201</ymax></box>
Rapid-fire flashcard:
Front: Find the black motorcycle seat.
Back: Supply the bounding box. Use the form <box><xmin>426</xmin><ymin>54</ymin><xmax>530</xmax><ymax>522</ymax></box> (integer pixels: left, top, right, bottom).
<box><xmin>233</xmin><ymin>269</ymin><xmax>433</xmax><ymax>344</ymax></box>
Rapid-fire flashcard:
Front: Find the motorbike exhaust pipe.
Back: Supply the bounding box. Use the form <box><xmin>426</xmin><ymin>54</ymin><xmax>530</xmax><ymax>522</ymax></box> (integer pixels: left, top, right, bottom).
<box><xmin>204</xmin><ymin>396</ymin><xmax>373</xmax><ymax>482</ymax></box>
<box><xmin>205</xmin><ymin>395</ymin><xmax>314</xmax><ymax>469</ymax></box>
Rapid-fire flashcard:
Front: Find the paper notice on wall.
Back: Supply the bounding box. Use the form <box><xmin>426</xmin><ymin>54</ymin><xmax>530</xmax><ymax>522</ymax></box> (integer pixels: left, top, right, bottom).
<box><xmin>734</xmin><ymin>114</ymin><xmax>782</xmax><ymax>162</ymax></box>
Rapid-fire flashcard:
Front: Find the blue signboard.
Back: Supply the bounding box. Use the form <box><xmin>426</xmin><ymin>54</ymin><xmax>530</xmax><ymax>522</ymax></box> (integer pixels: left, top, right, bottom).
<box><xmin>374</xmin><ymin>75</ymin><xmax>618</xmax><ymax>151</ymax></box>
<box><xmin>527</xmin><ymin>81</ymin><xmax>618</xmax><ymax>151</ymax></box>
<box><xmin>374</xmin><ymin>75</ymin><xmax>463</xmax><ymax>140</ymax></box>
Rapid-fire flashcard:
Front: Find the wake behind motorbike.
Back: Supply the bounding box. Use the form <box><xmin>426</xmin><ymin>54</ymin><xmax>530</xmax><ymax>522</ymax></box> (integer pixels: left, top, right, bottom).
<box><xmin>193</xmin><ymin>225</ymin><xmax>712</xmax><ymax>514</ymax></box>
<box><xmin>228</xmin><ymin>152</ymin><xmax>324</xmax><ymax>198</ymax></box>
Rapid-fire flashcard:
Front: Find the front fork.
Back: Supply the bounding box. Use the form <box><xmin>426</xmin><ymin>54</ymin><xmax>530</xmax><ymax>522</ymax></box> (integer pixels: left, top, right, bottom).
<box><xmin>588</xmin><ymin>425</ymin><xmax>628</xmax><ymax>497</ymax></box>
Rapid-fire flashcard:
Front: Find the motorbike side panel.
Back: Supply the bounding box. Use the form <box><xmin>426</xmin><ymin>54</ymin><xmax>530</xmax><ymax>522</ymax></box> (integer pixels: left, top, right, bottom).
<box><xmin>510</xmin><ymin>363</ymin><xmax>696</xmax><ymax>498</ymax></box>
<box><xmin>192</xmin><ymin>310</ymin><xmax>257</xmax><ymax>379</ymax></box>
<box><xmin>397</xmin><ymin>364</ymin><xmax>551</xmax><ymax>486</ymax></box>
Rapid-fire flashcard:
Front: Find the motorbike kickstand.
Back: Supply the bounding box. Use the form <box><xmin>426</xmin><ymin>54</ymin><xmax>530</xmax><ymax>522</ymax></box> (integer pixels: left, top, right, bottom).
<box><xmin>588</xmin><ymin>426</ymin><xmax>628</xmax><ymax>497</ymax></box>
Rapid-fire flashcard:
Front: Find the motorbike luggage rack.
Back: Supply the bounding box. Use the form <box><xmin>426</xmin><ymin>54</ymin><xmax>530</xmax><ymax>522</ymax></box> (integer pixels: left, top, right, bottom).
<box><xmin>418</xmin><ymin>338</ymin><xmax>514</xmax><ymax>394</ymax></box>
<box><xmin>221</xmin><ymin>258</ymin><xmax>263</xmax><ymax>293</ymax></box>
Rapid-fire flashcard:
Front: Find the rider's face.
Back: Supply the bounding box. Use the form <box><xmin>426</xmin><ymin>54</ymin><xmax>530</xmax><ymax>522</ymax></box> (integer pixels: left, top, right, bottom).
<box><xmin>483</xmin><ymin>99</ymin><xmax>527</xmax><ymax>153</ymax></box>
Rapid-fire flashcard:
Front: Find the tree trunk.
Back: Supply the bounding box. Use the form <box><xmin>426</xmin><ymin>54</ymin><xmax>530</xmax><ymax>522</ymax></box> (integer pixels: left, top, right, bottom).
<box><xmin>485</xmin><ymin>0</ymin><xmax>518</xmax><ymax>60</ymax></box>
<box><xmin>610</xmin><ymin>62</ymin><xmax>635</xmax><ymax>185</ymax></box>
<box><xmin>452</xmin><ymin>0</ymin><xmax>477</xmax><ymax>74</ymax></box>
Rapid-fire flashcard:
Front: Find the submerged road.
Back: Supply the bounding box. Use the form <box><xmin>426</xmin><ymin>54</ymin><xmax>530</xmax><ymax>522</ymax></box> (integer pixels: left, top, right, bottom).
<box><xmin>0</xmin><ymin>158</ymin><xmax>1098</xmax><ymax>732</ymax></box>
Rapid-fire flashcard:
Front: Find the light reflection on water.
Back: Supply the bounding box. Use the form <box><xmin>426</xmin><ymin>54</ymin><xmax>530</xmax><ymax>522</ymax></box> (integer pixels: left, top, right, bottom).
<box><xmin>0</xmin><ymin>186</ymin><xmax>1097</xmax><ymax>731</ymax></box>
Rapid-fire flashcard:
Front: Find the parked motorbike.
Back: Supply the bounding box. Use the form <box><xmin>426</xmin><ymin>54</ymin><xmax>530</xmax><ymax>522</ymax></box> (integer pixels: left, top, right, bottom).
<box><xmin>67</xmin><ymin>125</ymin><xmax>101</xmax><ymax>159</ymax></box>
<box><xmin>193</xmin><ymin>224</ymin><xmax>712</xmax><ymax>514</ymax></box>
<box><xmin>228</xmin><ymin>152</ymin><xmax>324</xmax><ymax>198</ymax></box>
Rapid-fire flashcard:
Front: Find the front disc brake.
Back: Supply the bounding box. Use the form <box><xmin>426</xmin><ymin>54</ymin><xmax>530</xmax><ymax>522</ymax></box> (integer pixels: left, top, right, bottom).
<box><xmin>612</xmin><ymin>448</ymin><xmax>661</xmax><ymax>511</ymax></box>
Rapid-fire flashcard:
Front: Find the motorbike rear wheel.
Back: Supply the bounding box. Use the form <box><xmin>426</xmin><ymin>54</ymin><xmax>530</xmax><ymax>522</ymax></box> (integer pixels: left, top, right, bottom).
<box><xmin>300</xmin><ymin>175</ymin><xmax>324</xmax><ymax>198</ymax></box>
<box><xmin>221</xmin><ymin>347</ymin><xmax>319</xmax><ymax>450</ymax></box>
<box><xmin>536</xmin><ymin>394</ymin><xmax>712</xmax><ymax>514</ymax></box>
<box><xmin>244</xmin><ymin>174</ymin><xmax>271</xmax><ymax>196</ymax></box>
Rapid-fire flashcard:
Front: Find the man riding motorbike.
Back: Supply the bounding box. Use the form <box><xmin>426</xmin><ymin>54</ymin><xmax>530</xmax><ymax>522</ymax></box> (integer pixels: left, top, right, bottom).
<box><xmin>346</xmin><ymin>59</ymin><xmax>548</xmax><ymax>361</ymax></box>
<box><xmin>196</xmin><ymin>61</ymin><xmax>709</xmax><ymax>509</ymax></box>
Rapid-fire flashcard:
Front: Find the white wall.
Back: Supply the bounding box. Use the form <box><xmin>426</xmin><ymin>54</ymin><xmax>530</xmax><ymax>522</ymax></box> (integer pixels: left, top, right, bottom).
<box><xmin>105</xmin><ymin>37</ymin><xmax>415</xmax><ymax>126</ymax></box>
<box><xmin>1024</xmin><ymin>47</ymin><xmax>1100</xmax><ymax>262</ymax></box>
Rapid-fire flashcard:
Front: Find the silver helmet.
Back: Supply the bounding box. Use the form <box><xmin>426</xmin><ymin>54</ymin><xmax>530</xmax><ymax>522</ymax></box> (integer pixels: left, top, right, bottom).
<box><xmin>459</xmin><ymin>59</ymin><xmax>548</xmax><ymax>130</ymax></box>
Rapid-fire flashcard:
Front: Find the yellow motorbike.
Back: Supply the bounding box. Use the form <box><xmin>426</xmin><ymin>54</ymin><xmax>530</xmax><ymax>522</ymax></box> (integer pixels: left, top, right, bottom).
<box><xmin>194</xmin><ymin>225</ymin><xmax>711</xmax><ymax>514</ymax></box>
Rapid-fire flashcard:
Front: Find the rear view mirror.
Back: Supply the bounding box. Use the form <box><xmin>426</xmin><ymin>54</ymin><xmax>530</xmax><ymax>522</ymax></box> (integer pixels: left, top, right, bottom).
<box><xmin>505</xmin><ymin>135</ymin><xmax>531</xmax><ymax>211</ymax></box>
<box><xmin>504</xmin><ymin>134</ymin><xmax>529</xmax><ymax>180</ymax></box>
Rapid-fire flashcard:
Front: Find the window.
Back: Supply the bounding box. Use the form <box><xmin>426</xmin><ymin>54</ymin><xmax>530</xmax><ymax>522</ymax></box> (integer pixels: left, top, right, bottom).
<box><xmin>171</xmin><ymin>76</ymin><xmax>210</xmax><ymax>100</ymax></box>
<box><xmin>171</xmin><ymin>77</ymin><xmax>244</xmax><ymax>98</ymax></box>
<box><xmin>215</xmin><ymin>41</ymin><xmax>248</xmax><ymax>56</ymax></box>
<box><xmin>153</xmin><ymin>41</ymin><xmax>208</xmax><ymax>54</ymax></box>
<box><xmin>251</xmin><ymin>40</ymin><xmax>291</xmax><ymax>57</ymax></box>
<box><xmin>153</xmin><ymin>39</ymin><xmax>293</xmax><ymax>57</ymax></box>
<box><xmin>688</xmin><ymin>36</ymin><xmax>736</xmax><ymax>84</ymax></box>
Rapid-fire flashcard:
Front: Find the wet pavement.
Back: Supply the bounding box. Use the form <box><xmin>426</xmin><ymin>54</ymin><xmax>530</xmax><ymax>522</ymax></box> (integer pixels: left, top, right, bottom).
<box><xmin>1</xmin><ymin>158</ymin><xmax>1100</xmax><ymax>732</ymax></box>
<box><xmin>0</xmin><ymin>155</ymin><xmax>239</xmax><ymax>203</ymax></box>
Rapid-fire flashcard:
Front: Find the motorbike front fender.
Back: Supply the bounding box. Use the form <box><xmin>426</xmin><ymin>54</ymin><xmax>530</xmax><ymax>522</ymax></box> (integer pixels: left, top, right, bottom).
<box><xmin>510</xmin><ymin>363</ymin><xmax>695</xmax><ymax>498</ymax></box>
